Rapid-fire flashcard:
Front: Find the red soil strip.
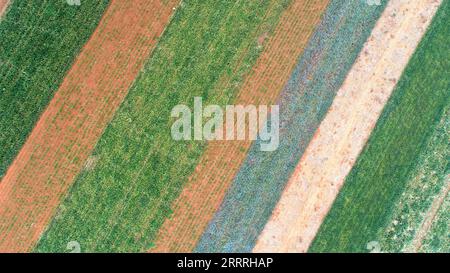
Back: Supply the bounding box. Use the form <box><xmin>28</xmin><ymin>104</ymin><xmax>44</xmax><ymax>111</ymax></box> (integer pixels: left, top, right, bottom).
<box><xmin>0</xmin><ymin>0</ymin><xmax>179</xmax><ymax>253</ymax></box>
<box><xmin>0</xmin><ymin>0</ymin><xmax>9</xmax><ymax>18</ymax></box>
<box><xmin>151</xmin><ymin>0</ymin><xmax>330</xmax><ymax>253</ymax></box>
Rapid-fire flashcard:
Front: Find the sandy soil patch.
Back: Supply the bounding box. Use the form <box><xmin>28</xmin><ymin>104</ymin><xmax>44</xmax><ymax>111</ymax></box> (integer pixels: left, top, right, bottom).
<box><xmin>0</xmin><ymin>0</ymin><xmax>10</xmax><ymax>18</ymax></box>
<box><xmin>253</xmin><ymin>0</ymin><xmax>442</xmax><ymax>253</ymax></box>
<box><xmin>0</xmin><ymin>0</ymin><xmax>179</xmax><ymax>252</ymax></box>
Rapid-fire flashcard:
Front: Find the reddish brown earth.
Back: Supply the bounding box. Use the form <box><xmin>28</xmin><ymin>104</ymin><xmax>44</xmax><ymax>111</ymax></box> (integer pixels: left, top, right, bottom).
<box><xmin>0</xmin><ymin>0</ymin><xmax>180</xmax><ymax>252</ymax></box>
<box><xmin>151</xmin><ymin>0</ymin><xmax>331</xmax><ymax>253</ymax></box>
<box><xmin>0</xmin><ymin>0</ymin><xmax>9</xmax><ymax>18</ymax></box>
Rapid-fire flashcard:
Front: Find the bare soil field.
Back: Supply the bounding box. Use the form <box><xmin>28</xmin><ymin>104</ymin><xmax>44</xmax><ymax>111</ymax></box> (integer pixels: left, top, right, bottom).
<box><xmin>0</xmin><ymin>0</ymin><xmax>9</xmax><ymax>18</ymax></box>
<box><xmin>254</xmin><ymin>0</ymin><xmax>442</xmax><ymax>253</ymax></box>
<box><xmin>0</xmin><ymin>0</ymin><xmax>179</xmax><ymax>252</ymax></box>
<box><xmin>151</xmin><ymin>0</ymin><xmax>330</xmax><ymax>253</ymax></box>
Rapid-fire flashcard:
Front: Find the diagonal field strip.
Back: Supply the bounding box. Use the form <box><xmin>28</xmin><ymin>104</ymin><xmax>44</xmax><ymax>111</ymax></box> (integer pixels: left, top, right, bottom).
<box><xmin>376</xmin><ymin>104</ymin><xmax>449</xmax><ymax>253</ymax></box>
<box><xmin>35</xmin><ymin>0</ymin><xmax>293</xmax><ymax>253</ymax></box>
<box><xmin>151</xmin><ymin>0</ymin><xmax>331</xmax><ymax>253</ymax></box>
<box><xmin>196</xmin><ymin>0</ymin><xmax>387</xmax><ymax>253</ymax></box>
<box><xmin>0</xmin><ymin>0</ymin><xmax>9</xmax><ymax>18</ymax></box>
<box><xmin>254</xmin><ymin>0</ymin><xmax>443</xmax><ymax>253</ymax></box>
<box><xmin>0</xmin><ymin>0</ymin><xmax>179</xmax><ymax>252</ymax></box>
<box><xmin>310</xmin><ymin>0</ymin><xmax>449</xmax><ymax>252</ymax></box>
<box><xmin>0</xmin><ymin>1</ymin><xmax>110</xmax><ymax>179</ymax></box>
<box><xmin>410</xmin><ymin>175</ymin><xmax>449</xmax><ymax>252</ymax></box>
<box><xmin>419</xmin><ymin>181</ymin><xmax>450</xmax><ymax>252</ymax></box>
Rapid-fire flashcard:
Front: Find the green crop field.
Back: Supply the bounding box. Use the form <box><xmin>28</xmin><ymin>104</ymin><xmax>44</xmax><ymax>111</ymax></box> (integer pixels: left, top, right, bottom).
<box><xmin>420</xmin><ymin>192</ymin><xmax>450</xmax><ymax>252</ymax></box>
<box><xmin>35</xmin><ymin>0</ymin><xmax>291</xmax><ymax>253</ymax></box>
<box><xmin>378</xmin><ymin>105</ymin><xmax>449</xmax><ymax>253</ymax></box>
<box><xmin>310</xmin><ymin>1</ymin><xmax>450</xmax><ymax>253</ymax></box>
<box><xmin>0</xmin><ymin>0</ymin><xmax>109</xmax><ymax>179</ymax></box>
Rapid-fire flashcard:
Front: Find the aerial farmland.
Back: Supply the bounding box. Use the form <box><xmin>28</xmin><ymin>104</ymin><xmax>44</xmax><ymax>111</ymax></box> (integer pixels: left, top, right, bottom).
<box><xmin>0</xmin><ymin>0</ymin><xmax>448</xmax><ymax>261</ymax></box>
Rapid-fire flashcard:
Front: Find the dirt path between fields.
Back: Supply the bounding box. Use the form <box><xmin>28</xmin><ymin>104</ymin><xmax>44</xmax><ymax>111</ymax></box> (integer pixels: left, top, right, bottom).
<box><xmin>0</xmin><ymin>0</ymin><xmax>10</xmax><ymax>18</ymax></box>
<box><xmin>410</xmin><ymin>177</ymin><xmax>450</xmax><ymax>252</ymax></box>
<box><xmin>253</xmin><ymin>0</ymin><xmax>442</xmax><ymax>253</ymax></box>
<box><xmin>151</xmin><ymin>0</ymin><xmax>330</xmax><ymax>253</ymax></box>
<box><xmin>0</xmin><ymin>0</ymin><xmax>179</xmax><ymax>252</ymax></box>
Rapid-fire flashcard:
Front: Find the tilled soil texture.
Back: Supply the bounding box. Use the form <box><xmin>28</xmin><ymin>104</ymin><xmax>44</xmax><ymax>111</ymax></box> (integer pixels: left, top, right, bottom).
<box><xmin>152</xmin><ymin>0</ymin><xmax>331</xmax><ymax>253</ymax></box>
<box><xmin>254</xmin><ymin>0</ymin><xmax>443</xmax><ymax>253</ymax></box>
<box><xmin>0</xmin><ymin>0</ymin><xmax>179</xmax><ymax>252</ymax></box>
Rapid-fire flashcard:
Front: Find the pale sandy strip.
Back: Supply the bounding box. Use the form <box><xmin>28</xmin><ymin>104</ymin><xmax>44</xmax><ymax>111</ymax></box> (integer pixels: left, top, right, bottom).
<box><xmin>253</xmin><ymin>0</ymin><xmax>442</xmax><ymax>253</ymax></box>
<box><xmin>0</xmin><ymin>0</ymin><xmax>10</xmax><ymax>19</ymax></box>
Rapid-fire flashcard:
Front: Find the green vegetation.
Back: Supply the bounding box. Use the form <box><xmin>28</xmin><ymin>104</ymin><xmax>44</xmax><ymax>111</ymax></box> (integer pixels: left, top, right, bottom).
<box><xmin>420</xmin><ymin>192</ymin><xmax>450</xmax><ymax>252</ymax></box>
<box><xmin>35</xmin><ymin>0</ymin><xmax>291</xmax><ymax>252</ymax></box>
<box><xmin>310</xmin><ymin>1</ymin><xmax>450</xmax><ymax>252</ymax></box>
<box><xmin>378</xmin><ymin>105</ymin><xmax>449</xmax><ymax>252</ymax></box>
<box><xmin>0</xmin><ymin>0</ymin><xmax>110</xmax><ymax>179</ymax></box>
